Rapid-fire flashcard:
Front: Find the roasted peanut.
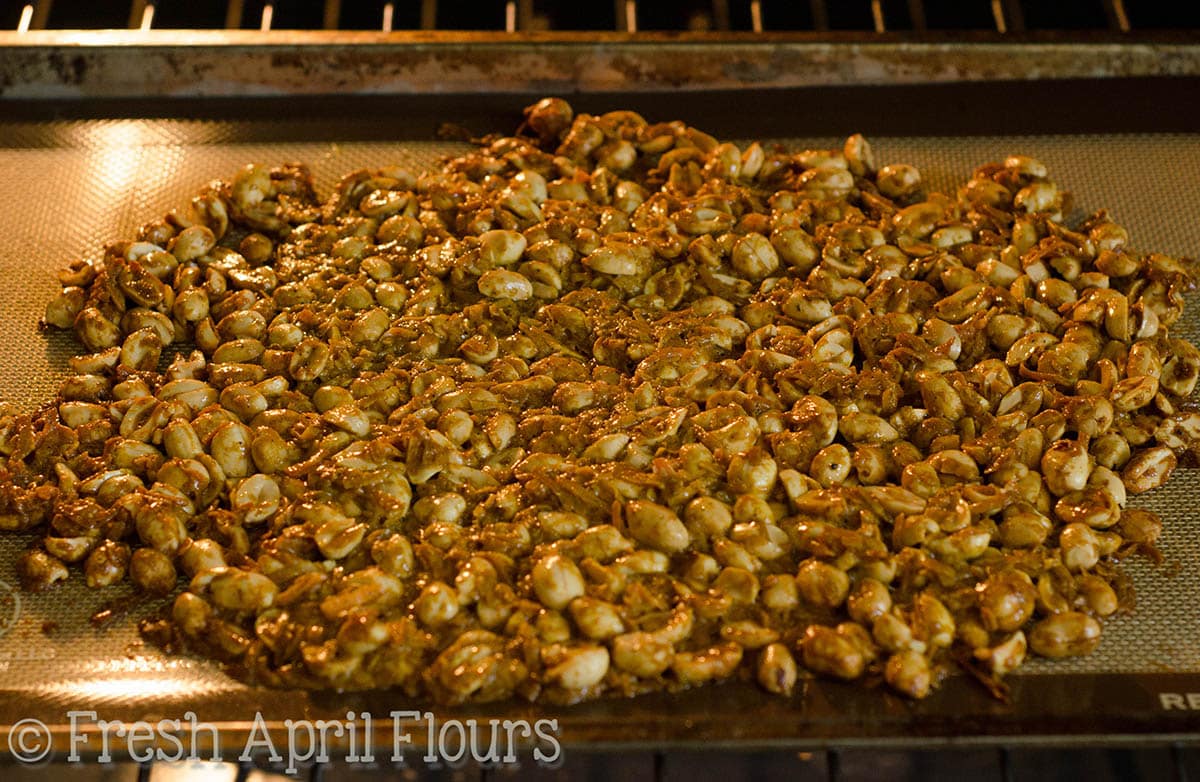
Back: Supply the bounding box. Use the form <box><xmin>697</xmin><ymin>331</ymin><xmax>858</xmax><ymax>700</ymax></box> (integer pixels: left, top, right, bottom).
<box><xmin>1028</xmin><ymin>612</ymin><xmax>1102</xmax><ymax>658</ymax></box>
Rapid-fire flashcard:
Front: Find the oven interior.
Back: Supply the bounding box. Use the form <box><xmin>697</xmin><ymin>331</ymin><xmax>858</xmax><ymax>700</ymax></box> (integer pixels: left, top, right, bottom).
<box><xmin>1</xmin><ymin>1</ymin><xmax>1199</xmax><ymax>778</ymax></box>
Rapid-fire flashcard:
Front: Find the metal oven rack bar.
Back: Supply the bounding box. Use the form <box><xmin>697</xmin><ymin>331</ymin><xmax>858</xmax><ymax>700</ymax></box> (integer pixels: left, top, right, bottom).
<box><xmin>4</xmin><ymin>0</ymin><xmax>1190</xmax><ymax>33</ymax></box>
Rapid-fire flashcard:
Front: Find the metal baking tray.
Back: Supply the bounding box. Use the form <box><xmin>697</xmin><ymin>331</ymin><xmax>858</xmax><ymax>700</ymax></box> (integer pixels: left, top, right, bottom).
<box><xmin>0</xmin><ymin>86</ymin><xmax>1198</xmax><ymax>761</ymax></box>
<box><xmin>1</xmin><ymin>30</ymin><xmax>1199</xmax><ymax>100</ymax></box>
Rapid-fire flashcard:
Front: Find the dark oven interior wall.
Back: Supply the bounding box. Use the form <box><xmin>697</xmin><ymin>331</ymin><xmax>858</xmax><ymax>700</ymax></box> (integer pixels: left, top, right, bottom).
<box><xmin>4</xmin><ymin>78</ymin><xmax>1200</xmax><ymax>137</ymax></box>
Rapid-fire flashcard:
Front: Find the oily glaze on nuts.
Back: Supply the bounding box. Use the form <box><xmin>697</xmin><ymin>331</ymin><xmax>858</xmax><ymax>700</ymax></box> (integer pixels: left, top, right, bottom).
<box><xmin>3</xmin><ymin>99</ymin><xmax>1196</xmax><ymax>705</ymax></box>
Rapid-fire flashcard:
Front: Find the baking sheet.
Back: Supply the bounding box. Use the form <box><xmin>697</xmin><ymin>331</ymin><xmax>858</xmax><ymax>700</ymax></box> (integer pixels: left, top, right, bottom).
<box><xmin>0</xmin><ymin>117</ymin><xmax>1197</xmax><ymax>751</ymax></box>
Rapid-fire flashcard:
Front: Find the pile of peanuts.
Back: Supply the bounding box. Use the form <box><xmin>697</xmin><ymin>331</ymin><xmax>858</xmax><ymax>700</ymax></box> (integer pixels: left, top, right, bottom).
<box><xmin>3</xmin><ymin>97</ymin><xmax>1197</xmax><ymax>704</ymax></box>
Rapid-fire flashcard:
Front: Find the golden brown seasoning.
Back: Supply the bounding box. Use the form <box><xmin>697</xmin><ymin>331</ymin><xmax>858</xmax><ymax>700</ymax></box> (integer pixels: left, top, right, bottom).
<box><xmin>2</xmin><ymin>97</ymin><xmax>1197</xmax><ymax>704</ymax></box>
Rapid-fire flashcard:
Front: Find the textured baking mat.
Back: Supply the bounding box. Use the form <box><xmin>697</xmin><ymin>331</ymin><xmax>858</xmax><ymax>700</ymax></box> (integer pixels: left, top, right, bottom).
<box><xmin>0</xmin><ymin>123</ymin><xmax>1196</xmax><ymax>705</ymax></box>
